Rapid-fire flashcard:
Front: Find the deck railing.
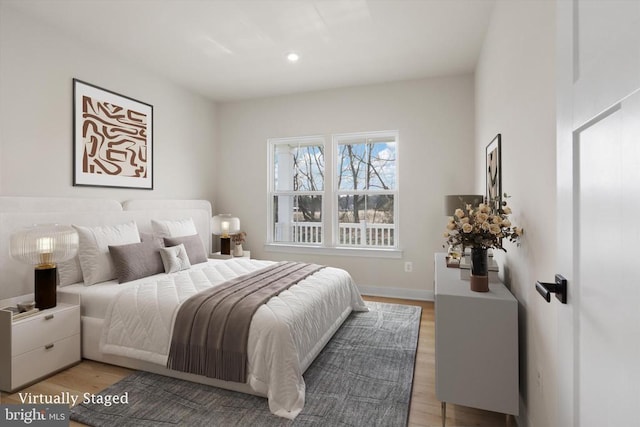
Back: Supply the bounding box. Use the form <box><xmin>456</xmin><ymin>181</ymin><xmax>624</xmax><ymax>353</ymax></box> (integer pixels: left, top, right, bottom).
<box><xmin>274</xmin><ymin>222</ymin><xmax>394</xmax><ymax>247</ymax></box>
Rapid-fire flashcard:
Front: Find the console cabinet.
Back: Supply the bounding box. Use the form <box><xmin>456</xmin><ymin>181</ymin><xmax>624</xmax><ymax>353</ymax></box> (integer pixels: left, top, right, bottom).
<box><xmin>434</xmin><ymin>253</ymin><xmax>518</xmax><ymax>418</ymax></box>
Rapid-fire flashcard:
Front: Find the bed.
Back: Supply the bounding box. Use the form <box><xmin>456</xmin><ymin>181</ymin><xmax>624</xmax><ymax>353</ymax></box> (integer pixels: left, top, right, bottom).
<box><xmin>0</xmin><ymin>197</ymin><xmax>367</xmax><ymax>419</ymax></box>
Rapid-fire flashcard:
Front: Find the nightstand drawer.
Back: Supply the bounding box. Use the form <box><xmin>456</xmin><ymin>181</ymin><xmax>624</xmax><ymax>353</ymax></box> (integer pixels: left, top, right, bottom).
<box><xmin>12</xmin><ymin>305</ymin><xmax>80</xmax><ymax>356</ymax></box>
<box><xmin>12</xmin><ymin>333</ymin><xmax>80</xmax><ymax>389</ymax></box>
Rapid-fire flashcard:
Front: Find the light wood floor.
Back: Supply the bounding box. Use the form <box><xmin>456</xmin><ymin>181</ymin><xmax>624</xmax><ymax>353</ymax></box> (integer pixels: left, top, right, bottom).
<box><xmin>1</xmin><ymin>296</ymin><xmax>508</xmax><ymax>427</ymax></box>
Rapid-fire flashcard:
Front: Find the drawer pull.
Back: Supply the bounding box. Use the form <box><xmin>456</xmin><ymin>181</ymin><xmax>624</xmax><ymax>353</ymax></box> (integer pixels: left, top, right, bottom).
<box><xmin>44</xmin><ymin>314</ymin><xmax>54</xmax><ymax>320</ymax></box>
<box><xmin>45</xmin><ymin>343</ymin><xmax>54</xmax><ymax>350</ymax></box>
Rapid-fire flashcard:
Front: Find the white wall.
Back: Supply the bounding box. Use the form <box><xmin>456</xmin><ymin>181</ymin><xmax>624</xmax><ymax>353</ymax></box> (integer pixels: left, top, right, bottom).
<box><xmin>475</xmin><ymin>1</ymin><xmax>556</xmax><ymax>426</ymax></box>
<box><xmin>0</xmin><ymin>6</ymin><xmax>217</xmax><ymax>202</ymax></box>
<box><xmin>216</xmin><ymin>76</ymin><xmax>475</xmax><ymax>298</ymax></box>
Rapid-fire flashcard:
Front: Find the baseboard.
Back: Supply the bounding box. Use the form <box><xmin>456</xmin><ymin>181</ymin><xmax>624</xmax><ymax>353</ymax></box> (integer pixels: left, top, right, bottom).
<box><xmin>358</xmin><ymin>285</ymin><xmax>433</xmax><ymax>301</ymax></box>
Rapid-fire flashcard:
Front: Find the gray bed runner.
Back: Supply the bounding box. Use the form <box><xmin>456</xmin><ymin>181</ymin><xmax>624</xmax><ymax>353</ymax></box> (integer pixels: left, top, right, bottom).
<box><xmin>167</xmin><ymin>261</ymin><xmax>324</xmax><ymax>382</ymax></box>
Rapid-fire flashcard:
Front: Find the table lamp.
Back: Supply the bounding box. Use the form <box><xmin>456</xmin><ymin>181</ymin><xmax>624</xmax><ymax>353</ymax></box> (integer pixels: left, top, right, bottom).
<box><xmin>10</xmin><ymin>224</ymin><xmax>79</xmax><ymax>309</ymax></box>
<box><xmin>444</xmin><ymin>194</ymin><xmax>484</xmax><ymax>216</ymax></box>
<box><xmin>211</xmin><ymin>214</ymin><xmax>240</xmax><ymax>255</ymax></box>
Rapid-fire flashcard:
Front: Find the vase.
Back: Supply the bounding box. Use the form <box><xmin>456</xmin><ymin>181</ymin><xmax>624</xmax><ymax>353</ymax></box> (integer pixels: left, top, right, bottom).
<box><xmin>233</xmin><ymin>244</ymin><xmax>244</xmax><ymax>257</ymax></box>
<box><xmin>469</xmin><ymin>247</ymin><xmax>489</xmax><ymax>292</ymax></box>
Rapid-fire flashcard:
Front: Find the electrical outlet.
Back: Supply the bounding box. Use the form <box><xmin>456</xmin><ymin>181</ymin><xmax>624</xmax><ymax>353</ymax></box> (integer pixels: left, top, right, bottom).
<box><xmin>404</xmin><ymin>262</ymin><xmax>413</xmax><ymax>273</ymax></box>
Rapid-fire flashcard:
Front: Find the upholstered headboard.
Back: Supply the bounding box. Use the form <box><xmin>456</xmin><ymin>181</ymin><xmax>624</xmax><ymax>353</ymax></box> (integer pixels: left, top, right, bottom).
<box><xmin>0</xmin><ymin>197</ymin><xmax>212</xmax><ymax>300</ymax></box>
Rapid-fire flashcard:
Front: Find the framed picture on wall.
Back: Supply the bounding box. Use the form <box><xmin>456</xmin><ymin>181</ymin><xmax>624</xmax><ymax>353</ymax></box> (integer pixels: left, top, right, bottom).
<box><xmin>73</xmin><ymin>79</ymin><xmax>153</xmax><ymax>189</ymax></box>
<box><xmin>486</xmin><ymin>133</ymin><xmax>501</xmax><ymax>209</ymax></box>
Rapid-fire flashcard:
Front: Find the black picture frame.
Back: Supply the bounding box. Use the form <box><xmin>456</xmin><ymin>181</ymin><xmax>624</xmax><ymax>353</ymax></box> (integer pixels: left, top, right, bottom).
<box><xmin>73</xmin><ymin>78</ymin><xmax>153</xmax><ymax>189</ymax></box>
<box><xmin>486</xmin><ymin>134</ymin><xmax>502</xmax><ymax>210</ymax></box>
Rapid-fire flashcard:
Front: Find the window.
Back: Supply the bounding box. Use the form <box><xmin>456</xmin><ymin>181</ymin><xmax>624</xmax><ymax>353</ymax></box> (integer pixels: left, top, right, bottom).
<box><xmin>268</xmin><ymin>131</ymin><xmax>399</xmax><ymax>252</ymax></box>
<box><xmin>335</xmin><ymin>132</ymin><xmax>397</xmax><ymax>248</ymax></box>
<box><xmin>269</xmin><ymin>136</ymin><xmax>325</xmax><ymax>244</ymax></box>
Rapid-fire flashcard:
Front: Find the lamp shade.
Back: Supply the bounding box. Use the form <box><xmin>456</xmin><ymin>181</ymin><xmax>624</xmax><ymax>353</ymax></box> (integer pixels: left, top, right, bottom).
<box><xmin>211</xmin><ymin>215</ymin><xmax>240</xmax><ymax>237</ymax></box>
<box><xmin>10</xmin><ymin>224</ymin><xmax>79</xmax><ymax>267</ymax></box>
<box><xmin>444</xmin><ymin>195</ymin><xmax>484</xmax><ymax>216</ymax></box>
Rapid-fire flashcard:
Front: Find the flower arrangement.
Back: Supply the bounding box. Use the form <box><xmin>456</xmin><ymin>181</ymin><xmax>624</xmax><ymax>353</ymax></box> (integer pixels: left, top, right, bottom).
<box><xmin>231</xmin><ymin>231</ymin><xmax>246</xmax><ymax>245</ymax></box>
<box><xmin>444</xmin><ymin>197</ymin><xmax>523</xmax><ymax>251</ymax></box>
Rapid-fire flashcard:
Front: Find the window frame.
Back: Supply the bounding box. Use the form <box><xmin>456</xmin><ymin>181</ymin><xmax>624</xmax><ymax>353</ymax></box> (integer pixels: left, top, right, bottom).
<box><xmin>267</xmin><ymin>135</ymin><xmax>326</xmax><ymax>246</ymax></box>
<box><xmin>266</xmin><ymin>131</ymin><xmax>401</xmax><ymax>258</ymax></box>
<box><xmin>332</xmin><ymin>131</ymin><xmax>399</xmax><ymax>249</ymax></box>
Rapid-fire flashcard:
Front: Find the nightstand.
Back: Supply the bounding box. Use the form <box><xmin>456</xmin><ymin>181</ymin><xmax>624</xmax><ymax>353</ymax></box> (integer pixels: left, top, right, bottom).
<box><xmin>0</xmin><ymin>293</ymin><xmax>81</xmax><ymax>392</ymax></box>
<box><xmin>210</xmin><ymin>250</ymin><xmax>251</xmax><ymax>260</ymax></box>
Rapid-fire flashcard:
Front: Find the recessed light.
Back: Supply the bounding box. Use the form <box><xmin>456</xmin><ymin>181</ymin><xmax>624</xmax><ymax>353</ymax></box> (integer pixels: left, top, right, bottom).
<box><xmin>286</xmin><ymin>52</ymin><xmax>299</xmax><ymax>63</ymax></box>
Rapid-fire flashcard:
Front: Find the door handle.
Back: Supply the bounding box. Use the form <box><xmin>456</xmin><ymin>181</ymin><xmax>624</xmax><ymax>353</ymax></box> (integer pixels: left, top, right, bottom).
<box><xmin>536</xmin><ymin>274</ymin><xmax>567</xmax><ymax>304</ymax></box>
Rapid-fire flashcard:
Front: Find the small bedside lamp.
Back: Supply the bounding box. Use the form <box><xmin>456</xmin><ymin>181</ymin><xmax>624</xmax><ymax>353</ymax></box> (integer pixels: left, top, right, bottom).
<box><xmin>444</xmin><ymin>194</ymin><xmax>483</xmax><ymax>216</ymax></box>
<box><xmin>211</xmin><ymin>214</ymin><xmax>240</xmax><ymax>255</ymax></box>
<box><xmin>10</xmin><ymin>224</ymin><xmax>79</xmax><ymax>309</ymax></box>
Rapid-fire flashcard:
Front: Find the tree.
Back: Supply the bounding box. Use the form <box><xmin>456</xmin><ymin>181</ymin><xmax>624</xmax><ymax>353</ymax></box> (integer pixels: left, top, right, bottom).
<box><xmin>338</xmin><ymin>142</ymin><xmax>394</xmax><ymax>224</ymax></box>
<box><xmin>292</xmin><ymin>145</ymin><xmax>323</xmax><ymax>222</ymax></box>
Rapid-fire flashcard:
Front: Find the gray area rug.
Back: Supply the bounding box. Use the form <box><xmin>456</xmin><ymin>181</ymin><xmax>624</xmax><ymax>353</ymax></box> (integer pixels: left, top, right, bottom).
<box><xmin>70</xmin><ymin>302</ymin><xmax>421</xmax><ymax>426</ymax></box>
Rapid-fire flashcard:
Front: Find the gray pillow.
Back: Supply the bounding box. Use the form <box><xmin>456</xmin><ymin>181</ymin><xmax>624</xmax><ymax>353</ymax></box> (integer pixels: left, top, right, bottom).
<box><xmin>163</xmin><ymin>234</ymin><xmax>207</xmax><ymax>265</ymax></box>
<box><xmin>108</xmin><ymin>239</ymin><xmax>164</xmax><ymax>283</ymax></box>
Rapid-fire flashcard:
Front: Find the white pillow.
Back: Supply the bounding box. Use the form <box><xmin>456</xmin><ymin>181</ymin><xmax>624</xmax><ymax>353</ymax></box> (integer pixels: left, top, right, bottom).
<box><xmin>151</xmin><ymin>218</ymin><xmax>197</xmax><ymax>238</ymax></box>
<box><xmin>74</xmin><ymin>221</ymin><xmax>141</xmax><ymax>285</ymax></box>
<box><xmin>159</xmin><ymin>243</ymin><xmax>191</xmax><ymax>273</ymax></box>
<box><xmin>57</xmin><ymin>257</ymin><xmax>83</xmax><ymax>286</ymax></box>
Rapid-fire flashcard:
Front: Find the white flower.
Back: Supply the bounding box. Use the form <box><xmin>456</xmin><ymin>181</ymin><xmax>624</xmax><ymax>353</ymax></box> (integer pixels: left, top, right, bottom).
<box><xmin>443</xmin><ymin>196</ymin><xmax>522</xmax><ymax>251</ymax></box>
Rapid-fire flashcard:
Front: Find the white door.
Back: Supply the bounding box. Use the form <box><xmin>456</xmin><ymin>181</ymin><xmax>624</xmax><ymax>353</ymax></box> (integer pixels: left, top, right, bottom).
<box><xmin>556</xmin><ymin>1</ymin><xmax>640</xmax><ymax>426</ymax></box>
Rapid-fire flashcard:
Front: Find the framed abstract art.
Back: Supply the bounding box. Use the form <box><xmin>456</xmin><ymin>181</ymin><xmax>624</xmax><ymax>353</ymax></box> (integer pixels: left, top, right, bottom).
<box><xmin>73</xmin><ymin>79</ymin><xmax>153</xmax><ymax>189</ymax></box>
<box><xmin>485</xmin><ymin>133</ymin><xmax>501</xmax><ymax>209</ymax></box>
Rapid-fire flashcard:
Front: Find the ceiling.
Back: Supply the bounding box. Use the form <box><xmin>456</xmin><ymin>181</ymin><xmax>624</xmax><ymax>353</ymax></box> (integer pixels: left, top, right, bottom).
<box><xmin>4</xmin><ymin>0</ymin><xmax>495</xmax><ymax>101</ymax></box>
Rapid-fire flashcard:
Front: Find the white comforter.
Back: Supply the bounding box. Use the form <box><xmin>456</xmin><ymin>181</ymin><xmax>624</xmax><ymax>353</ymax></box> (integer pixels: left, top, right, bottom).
<box><xmin>100</xmin><ymin>258</ymin><xmax>367</xmax><ymax>419</ymax></box>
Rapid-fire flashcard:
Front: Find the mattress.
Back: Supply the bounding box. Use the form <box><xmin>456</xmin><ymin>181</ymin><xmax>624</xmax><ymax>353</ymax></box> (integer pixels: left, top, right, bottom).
<box><xmin>59</xmin><ymin>279</ymin><xmax>123</xmax><ymax>319</ymax></box>
<box><xmin>57</xmin><ymin>258</ymin><xmax>266</xmax><ymax>319</ymax></box>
